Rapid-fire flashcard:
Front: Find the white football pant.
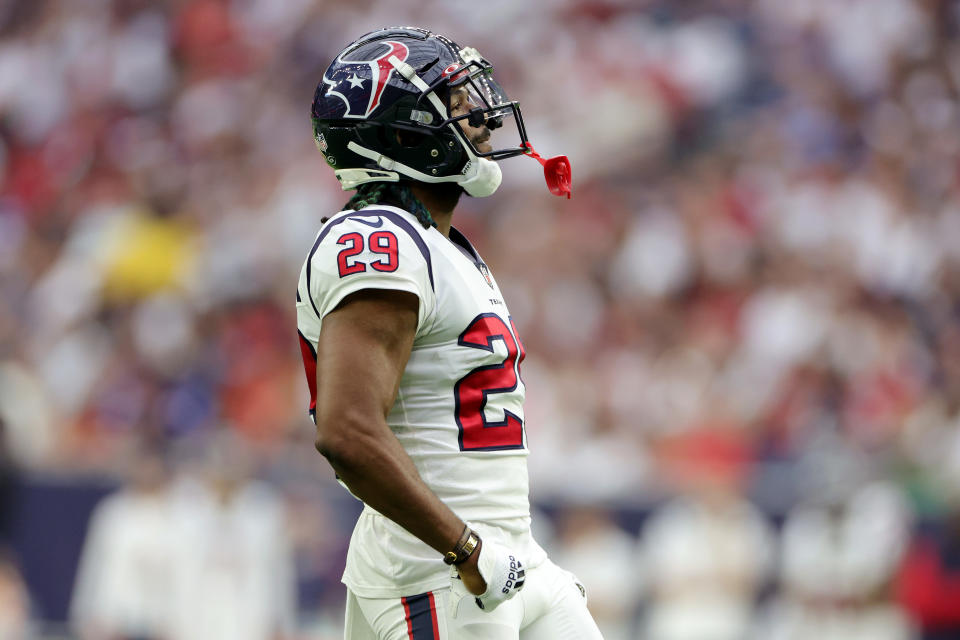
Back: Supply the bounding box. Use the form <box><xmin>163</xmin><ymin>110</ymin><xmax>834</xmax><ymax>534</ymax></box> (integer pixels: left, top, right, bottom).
<box><xmin>344</xmin><ymin>558</ymin><xmax>604</xmax><ymax>640</ymax></box>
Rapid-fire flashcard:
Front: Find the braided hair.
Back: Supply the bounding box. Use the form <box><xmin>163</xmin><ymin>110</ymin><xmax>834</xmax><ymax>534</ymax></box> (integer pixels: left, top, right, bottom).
<box><xmin>344</xmin><ymin>182</ymin><xmax>435</xmax><ymax>229</ymax></box>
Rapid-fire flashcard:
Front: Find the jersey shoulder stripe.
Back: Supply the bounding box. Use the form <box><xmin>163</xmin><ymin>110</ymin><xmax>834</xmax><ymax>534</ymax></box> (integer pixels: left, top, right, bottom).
<box><xmin>305</xmin><ymin>209</ymin><xmax>434</xmax><ymax>322</ymax></box>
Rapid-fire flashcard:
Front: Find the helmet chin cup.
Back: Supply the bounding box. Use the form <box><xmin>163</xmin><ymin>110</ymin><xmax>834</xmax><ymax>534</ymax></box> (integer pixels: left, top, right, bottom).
<box><xmin>458</xmin><ymin>157</ymin><xmax>502</xmax><ymax>197</ymax></box>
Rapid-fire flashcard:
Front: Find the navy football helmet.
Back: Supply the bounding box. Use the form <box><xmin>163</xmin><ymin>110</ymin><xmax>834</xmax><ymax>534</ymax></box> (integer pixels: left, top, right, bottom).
<box><xmin>311</xmin><ymin>27</ymin><xmax>531</xmax><ymax>197</ymax></box>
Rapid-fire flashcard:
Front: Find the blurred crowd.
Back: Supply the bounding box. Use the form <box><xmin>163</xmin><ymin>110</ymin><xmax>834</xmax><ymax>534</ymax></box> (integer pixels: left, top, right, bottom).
<box><xmin>2</xmin><ymin>0</ymin><xmax>960</xmax><ymax>638</ymax></box>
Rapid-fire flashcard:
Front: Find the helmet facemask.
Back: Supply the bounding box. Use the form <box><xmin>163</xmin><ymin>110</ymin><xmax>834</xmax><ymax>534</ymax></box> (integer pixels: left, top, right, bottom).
<box><xmin>420</xmin><ymin>47</ymin><xmax>531</xmax><ymax>162</ymax></box>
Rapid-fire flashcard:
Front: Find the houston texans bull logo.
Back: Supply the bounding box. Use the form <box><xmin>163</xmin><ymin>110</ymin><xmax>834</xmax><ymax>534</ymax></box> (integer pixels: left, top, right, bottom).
<box><xmin>323</xmin><ymin>40</ymin><xmax>410</xmax><ymax>119</ymax></box>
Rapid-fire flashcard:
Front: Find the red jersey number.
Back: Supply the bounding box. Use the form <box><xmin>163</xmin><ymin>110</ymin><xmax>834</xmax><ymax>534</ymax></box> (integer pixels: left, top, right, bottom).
<box><xmin>454</xmin><ymin>314</ymin><xmax>526</xmax><ymax>451</ymax></box>
<box><xmin>336</xmin><ymin>231</ymin><xmax>399</xmax><ymax>277</ymax></box>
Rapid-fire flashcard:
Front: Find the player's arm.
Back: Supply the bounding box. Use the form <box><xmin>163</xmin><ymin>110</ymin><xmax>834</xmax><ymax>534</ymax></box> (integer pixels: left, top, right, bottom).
<box><xmin>313</xmin><ymin>288</ymin><xmax>486</xmax><ymax>593</ymax></box>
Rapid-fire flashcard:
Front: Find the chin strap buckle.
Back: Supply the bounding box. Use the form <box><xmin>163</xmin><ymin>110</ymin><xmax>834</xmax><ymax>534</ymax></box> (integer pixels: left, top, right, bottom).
<box><xmin>334</xmin><ymin>168</ymin><xmax>399</xmax><ymax>190</ymax></box>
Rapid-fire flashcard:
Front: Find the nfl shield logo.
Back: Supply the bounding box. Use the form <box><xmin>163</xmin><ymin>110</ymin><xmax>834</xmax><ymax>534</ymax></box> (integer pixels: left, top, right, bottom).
<box><xmin>478</xmin><ymin>263</ymin><xmax>494</xmax><ymax>289</ymax></box>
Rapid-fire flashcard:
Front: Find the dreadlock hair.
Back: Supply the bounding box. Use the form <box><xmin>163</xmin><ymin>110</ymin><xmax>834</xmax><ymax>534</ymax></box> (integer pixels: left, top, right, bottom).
<box><xmin>344</xmin><ymin>181</ymin><xmax>436</xmax><ymax>229</ymax></box>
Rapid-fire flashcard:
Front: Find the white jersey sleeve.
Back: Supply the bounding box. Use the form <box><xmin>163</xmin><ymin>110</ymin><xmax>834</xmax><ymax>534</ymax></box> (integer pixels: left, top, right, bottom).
<box><xmin>301</xmin><ymin>209</ymin><xmax>437</xmax><ymax>331</ymax></box>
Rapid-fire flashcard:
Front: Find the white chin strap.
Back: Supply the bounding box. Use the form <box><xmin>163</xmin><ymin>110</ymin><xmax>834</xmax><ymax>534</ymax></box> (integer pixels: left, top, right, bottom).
<box><xmin>342</xmin><ymin>142</ymin><xmax>502</xmax><ymax>197</ymax></box>
<box><xmin>333</xmin><ymin>54</ymin><xmax>503</xmax><ymax>198</ymax></box>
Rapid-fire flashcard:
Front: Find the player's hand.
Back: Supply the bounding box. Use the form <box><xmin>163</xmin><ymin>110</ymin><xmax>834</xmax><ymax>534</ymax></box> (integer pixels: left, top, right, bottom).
<box><xmin>457</xmin><ymin>538</ymin><xmax>525</xmax><ymax>612</ymax></box>
<box><xmin>455</xmin><ymin>539</ymin><xmax>487</xmax><ymax>596</ymax></box>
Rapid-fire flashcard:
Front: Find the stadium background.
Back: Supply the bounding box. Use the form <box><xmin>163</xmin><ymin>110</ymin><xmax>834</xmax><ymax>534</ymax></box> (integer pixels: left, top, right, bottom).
<box><xmin>1</xmin><ymin>0</ymin><xmax>960</xmax><ymax>638</ymax></box>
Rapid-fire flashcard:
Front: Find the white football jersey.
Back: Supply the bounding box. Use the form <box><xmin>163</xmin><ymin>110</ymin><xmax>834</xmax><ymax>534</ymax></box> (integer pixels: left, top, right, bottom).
<box><xmin>296</xmin><ymin>204</ymin><xmax>545</xmax><ymax>597</ymax></box>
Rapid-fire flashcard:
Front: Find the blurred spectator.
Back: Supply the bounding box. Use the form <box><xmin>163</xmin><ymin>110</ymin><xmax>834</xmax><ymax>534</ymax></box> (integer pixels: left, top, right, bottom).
<box><xmin>0</xmin><ymin>553</ymin><xmax>32</xmax><ymax>640</ymax></box>
<box><xmin>167</xmin><ymin>432</ymin><xmax>295</xmax><ymax>640</ymax></box>
<box><xmin>0</xmin><ymin>418</ymin><xmax>17</xmax><ymax>544</ymax></box>
<box><xmin>69</xmin><ymin>443</ymin><xmax>180</xmax><ymax>640</ymax></box>
<box><xmin>760</xmin><ymin>481</ymin><xmax>913</xmax><ymax>640</ymax></box>
<box><xmin>0</xmin><ymin>361</ymin><xmax>56</xmax><ymax>471</ymax></box>
<box><xmin>639</xmin><ymin>428</ymin><xmax>773</xmax><ymax>640</ymax></box>
<box><xmin>550</xmin><ymin>506</ymin><xmax>642</xmax><ymax>640</ymax></box>
<box><xmin>71</xmin><ymin>433</ymin><xmax>294</xmax><ymax>640</ymax></box>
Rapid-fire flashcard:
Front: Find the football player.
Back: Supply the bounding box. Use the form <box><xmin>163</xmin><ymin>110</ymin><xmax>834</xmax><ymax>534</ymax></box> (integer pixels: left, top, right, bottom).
<box><xmin>296</xmin><ymin>27</ymin><xmax>598</xmax><ymax>639</ymax></box>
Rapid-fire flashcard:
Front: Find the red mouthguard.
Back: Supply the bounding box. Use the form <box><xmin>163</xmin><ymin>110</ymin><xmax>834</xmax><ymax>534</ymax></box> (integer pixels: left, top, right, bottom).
<box><xmin>523</xmin><ymin>143</ymin><xmax>572</xmax><ymax>199</ymax></box>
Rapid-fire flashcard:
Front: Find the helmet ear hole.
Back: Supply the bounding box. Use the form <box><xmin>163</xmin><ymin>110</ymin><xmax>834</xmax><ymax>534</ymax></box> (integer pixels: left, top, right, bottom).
<box><xmin>396</xmin><ymin>129</ymin><xmax>427</xmax><ymax>148</ymax></box>
<box><xmin>375</xmin><ymin>126</ymin><xmax>393</xmax><ymax>149</ymax></box>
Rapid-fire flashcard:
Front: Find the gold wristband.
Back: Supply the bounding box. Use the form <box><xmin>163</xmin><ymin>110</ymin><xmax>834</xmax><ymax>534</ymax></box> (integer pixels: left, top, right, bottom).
<box><xmin>443</xmin><ymin>527</ymin><xmax>480</xmax><ymax>565</ymax></box>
